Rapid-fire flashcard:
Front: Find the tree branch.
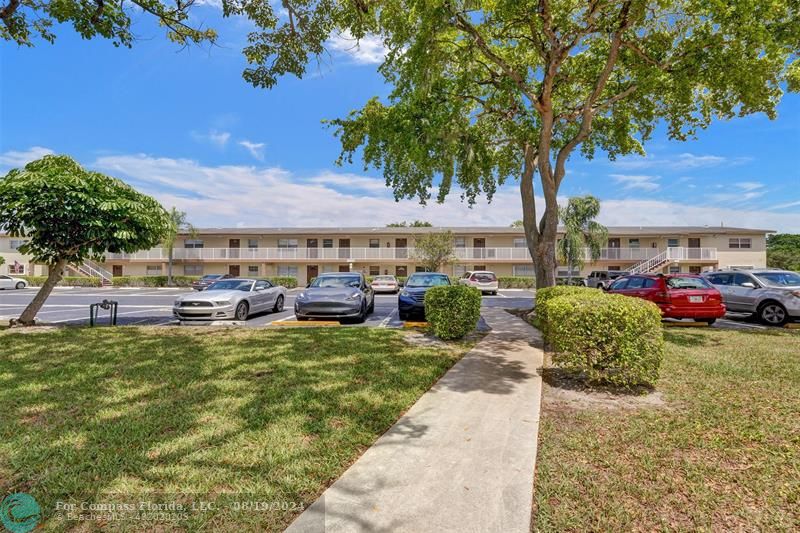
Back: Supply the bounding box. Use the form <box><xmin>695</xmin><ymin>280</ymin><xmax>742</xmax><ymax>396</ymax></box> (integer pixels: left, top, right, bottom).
<box><xmin>0</xmin><ymin>0</ymin><xmax>21</xmax><ymax>26</ymax></box>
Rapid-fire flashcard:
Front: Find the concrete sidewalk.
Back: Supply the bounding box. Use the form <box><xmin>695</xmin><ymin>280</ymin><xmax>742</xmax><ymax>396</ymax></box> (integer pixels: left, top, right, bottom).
<box><xmin>287</xmin><ymin>308</ymin><xmax>544</xmax><ymax>533</ymax></box>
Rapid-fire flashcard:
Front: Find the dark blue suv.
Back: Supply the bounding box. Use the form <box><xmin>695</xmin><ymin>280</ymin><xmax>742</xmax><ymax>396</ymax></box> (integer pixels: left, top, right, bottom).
<box><xmin>398</xmin><ymin>272</ymin><xmax>451</xmax><ymax>320</ymax></box>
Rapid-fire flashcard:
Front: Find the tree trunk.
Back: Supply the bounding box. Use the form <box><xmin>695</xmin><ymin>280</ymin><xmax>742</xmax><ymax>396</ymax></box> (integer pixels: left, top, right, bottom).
<box><xmin>534</xmin><ymin>235</ymin><xmax>558</xmax><ymax>288</ymax></box>
<box><xmin>14</xmin><ymin>258</ymin><xmax>67</xmax><ymax>326</ymax></box>
<box><xmin>167</xmin><ymin>247</ymin><xmax>174</xmax><ymax>286</ymax></box>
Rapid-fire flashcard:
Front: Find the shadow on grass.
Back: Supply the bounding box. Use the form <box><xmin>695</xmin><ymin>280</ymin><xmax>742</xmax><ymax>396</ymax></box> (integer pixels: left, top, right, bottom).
<box><xmin>0</xmin><ymin>326</ymin><xmax>463</xmax><ymax>531</ymax></box>
<box><xmin>540</xmin><ymin>367</ymin><xmax>655</xmax><ymax>396</ymax></box>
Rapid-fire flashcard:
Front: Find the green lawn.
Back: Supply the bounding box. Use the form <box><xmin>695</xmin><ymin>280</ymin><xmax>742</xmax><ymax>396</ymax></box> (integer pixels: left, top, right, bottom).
<box><xmin>0</xmin><ymin>326</ymin><xmax>470</xmax><ymax>531</ymax></box>
<box><xmin>533</xmin><ymin>327</ymin><xmax>800</xmax><ymax>531</ymax></box>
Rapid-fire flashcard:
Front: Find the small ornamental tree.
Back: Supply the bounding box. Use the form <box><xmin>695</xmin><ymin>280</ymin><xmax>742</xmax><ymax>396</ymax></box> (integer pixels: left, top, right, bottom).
<box><xmin>413</xmin><ymin>230</ymin><xmax>457</xmax><ymax>272</ymax></box>
<box><xmin>0</xmin><ymin>155</ymin><xmax>171</xmax><ymax>326</ymax></box>
<box><xmin>163</xmin><ymin>207</ymin><xmax>196</xmax><ymax>286</ymax></box>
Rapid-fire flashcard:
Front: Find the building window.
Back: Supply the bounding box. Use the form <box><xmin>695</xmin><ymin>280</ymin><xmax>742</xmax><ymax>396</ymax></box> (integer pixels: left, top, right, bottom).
<box><xmin>474</xmin><ymin>265</ymin><xmax>486</xmax><ymax>271</ymax></box>
<box><xmin>728</xmin><ymin>238</ymin><xmax>751</xmax><ymax>249</ymax></box>
<box><xmin>146</xmin><ymin>265</ymin><xmax>162</xmax><ymax>276</ymax></box>
<box><xmin>322</xmin><ymin>265</ymin><xmax>337</xmax><ymax>273</ymax></box>
<box><xmin>628</xmin><ymin>239</ymin><xmax>640</xmax><ymax>248</ymax></box>
<box><xmin>667</xmin><ymin>238</ymin><xmax>679</xmax><ymax>248</ymax></box>
<box><xmin>689</xmin><ymin>266</ymin><xmax>702</xmax><ymax>274</ymax></box>
<box><xmin>184</xmin><ymin>264</ymin><xmax>203</xmax><ymax>276</ymax></box>
<box><xmin>556</xmin><ymin>267</ymin><xmax>580</xmax><ymax>277</ymax></box>
<box><xmin>453</xmin><ymin>264</ymin><xmax>467</xmax><ymax>277</ymax></box>
<box><xmin>8</xmin><ymin>239</ymin><xmax>27</xmax><ymax>250</ymax></box>
<box><xmin>369</xmin><ymin>265</ymin><xmax>380</xmax><ymax>275</ymax></box>
<box><xmin>9</xmin><ymin>262</ymin><xmax>25</xmax><ymax>274</ymax></box>
<box><xmin>513</xmin><ymin>238</ymin><xmax>526</xmax><ymax>248</ymax></box>
<box><xmin>669</xmin><ymin>266</ymin><xmax>681</xmax><ymax>273</ymax></box>
<box><xmin>184</xmin><ymin>239</ymin><xmax>204</xmax><ymax>248</ymax></box>
<box><xmin>248</xmin><ymin>239</ymin><xmax>258</xmax><ymax>249</ymax></box>
<box><xmin>278</xmin><ymin>239</ymin><xmax>298</xmax><ymax>249</ymax></box>
<box><xmin>369</xmin><ymin>239</ymin><xmax>380</xmax><ymax>248</ymax></box>
<box><xmin>454</xmin><ymin>237</ymin><xmax>466</xmax><ymax>248</ymax></box>
<box><xmin>323</xmin><ymin>239</ymin><xmax>334</xmax><ymax>248</ymax></box>
<box><xmin>278</xmin><ymin>265</ymin><xmax>298</xmax><ymax>277</ymax></box>
<box><xmin>415</xmin><ymin>266</ymin><xmax>432</xmax><ymax>273</ymax></box>
<box><xmin>248</xmin><ymin>265</ymin><xmax>260</xmax><ymax>275</ymax></box>
<box><xmin>512</xmin><ymin>264</ymin><xmax>535</xmax><ymax>277</ymax></box>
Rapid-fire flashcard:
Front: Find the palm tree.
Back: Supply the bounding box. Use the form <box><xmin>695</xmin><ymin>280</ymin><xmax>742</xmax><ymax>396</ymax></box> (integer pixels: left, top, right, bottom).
<box><xmin>164</xmin><ymin>207</ymin><xmax>196</xmax><ymax>286</ymax></box>
<box><xmin>557</xmin><ymin>196</ymin><xmax>608</xmax><ymax>284</ymax></box>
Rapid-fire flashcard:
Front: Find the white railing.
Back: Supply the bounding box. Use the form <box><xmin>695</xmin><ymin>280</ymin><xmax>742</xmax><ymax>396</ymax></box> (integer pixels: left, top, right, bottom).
<box><xmin>76</xmin><ymin>260</ymin><xmax>113</xmax><ymax>282</ymax></box>
<box><xmin>585</xmin><ymin>247</ymin><xmax>662</xmax><ymax>261</ymax></box>
<box><xmin>629</xmin><ymin>247</ymin><xmax>718</xmax><ymax>274</ymax></box>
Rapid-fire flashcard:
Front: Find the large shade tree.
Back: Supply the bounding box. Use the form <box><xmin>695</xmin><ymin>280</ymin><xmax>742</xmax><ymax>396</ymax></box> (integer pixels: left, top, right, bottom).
<box><xmin>231</xmin><ymin>0</ymin><xmax>799</xmax><ymax>287</ymax></box>
<box><xmin>0</xmin><ymin>155</ymin><xmax>172</xmax><ymax>325</ymax></box>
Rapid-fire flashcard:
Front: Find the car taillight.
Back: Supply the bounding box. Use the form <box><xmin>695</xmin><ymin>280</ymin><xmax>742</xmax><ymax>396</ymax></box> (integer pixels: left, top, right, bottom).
<box><xmin>653</xmin><ymin>291</ymin><xmax>671</xmax><ymax>304</ymax></box>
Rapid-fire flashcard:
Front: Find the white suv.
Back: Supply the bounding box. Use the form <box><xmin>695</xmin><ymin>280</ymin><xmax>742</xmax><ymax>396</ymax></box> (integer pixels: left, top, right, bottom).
<box><xmin>702</xmin><ymin>269</ymin><xmax>800</xmax><ymax>326</ymax></box>
<box><xmin>459</xmin><ymin>271</ymin><xmax>499</xmax><ymax>295</ymax></box>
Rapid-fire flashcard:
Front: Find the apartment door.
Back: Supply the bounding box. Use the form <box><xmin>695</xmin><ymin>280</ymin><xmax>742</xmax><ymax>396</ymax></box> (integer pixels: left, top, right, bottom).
<box><xmin>396</xmin><ymin>265</ymin><xmax>408</xmax><ymax>277</ymax></box>
<box><xmin>338</xmin><ymin>239</ymin><xmax>350</xmax><ymax>259</ymax></box>
<box><xmin>229</xmin><ymin>265</ymin><xmax>240</xmax><ymax>277</ymax></box>
<box><xmin>112</xmin><ymin>265</ymin><xmax>123</xmax><ymax>277</ymax></box>
<box><xmin>607</xmin><ymin>238</ymin><xmax>620</xmax><ymax>260</ymax></box>
<box><xmin>688</xmin><ymin>238</ymin><xmax>701</xmax><ymax>260</ymax></box>
<box><xmin>473</xmin><ymin>238</ymin><xmax>485</xmax><ymax>259</ymax></box>
<box><xmin>307</xmin><ymin>239</ymin><xmax>318</xmax><ymax>259</ymax></box>
<box><xmin>229</xmin><ymin>239</ymin><xmax>240</xmax><ymax>259</ymax></box>
<box><xmin>338</xmin><ymin>265</ymin><xmax>350</xmax><ymax>272</ymax></box>
<box><xmin>306</xmin><ymin>265</ymin><xmax>318</xmax><ymax>282</ymax></box>
<box><xmin>395</xmin><ymin>238</ymin><xmax>408</xmax><ymax>259</ymax></box>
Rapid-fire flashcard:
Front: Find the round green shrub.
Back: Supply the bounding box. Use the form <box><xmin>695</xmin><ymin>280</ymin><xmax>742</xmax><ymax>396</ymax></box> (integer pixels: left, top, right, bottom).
<box><xmin>424</xmin><ymin>285</ymin><xmax>482</xmax><ymax>340</ymax></box>
<box><xmin>540</xmin><ymin>291</ymin><xmax>664</xmax><ymax>388</ymax></box>
<box><xmin>535</xmin><ymin>285</ymin><xmax>601</xmax><ymax>325</ymax></box>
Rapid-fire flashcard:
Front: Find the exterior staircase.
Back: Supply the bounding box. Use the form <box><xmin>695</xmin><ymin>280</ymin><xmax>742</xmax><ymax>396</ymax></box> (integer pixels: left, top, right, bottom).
<box><xmin>67</xmin><ymin>260</ymin><xmax>114</xmax><ymax>285</ymax></box>
<box><xmin>628</xmin><ymin>248</ymin><xmax>674</xmax><ymax>274</ymax></box>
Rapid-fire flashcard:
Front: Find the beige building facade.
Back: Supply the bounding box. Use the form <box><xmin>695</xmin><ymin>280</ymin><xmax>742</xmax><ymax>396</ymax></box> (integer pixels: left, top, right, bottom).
<box><xmin>1</xmin><ymin>226</ymin><xmax>770</xmax><ymax>284</ymax></box>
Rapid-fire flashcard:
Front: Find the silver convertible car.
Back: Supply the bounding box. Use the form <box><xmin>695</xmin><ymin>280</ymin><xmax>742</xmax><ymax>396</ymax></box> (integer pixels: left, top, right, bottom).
<box><xmin>173</xmin><ymin>278</ymin><xmax>286</xmax><ymax>321</ymax></box>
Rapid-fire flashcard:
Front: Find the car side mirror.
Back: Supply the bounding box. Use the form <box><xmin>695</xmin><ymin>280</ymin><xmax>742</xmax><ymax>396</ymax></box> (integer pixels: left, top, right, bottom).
<box><xmin>306</xmin><ymin>282</ymin><xmax>311</xmax><ymax>288</ymax></box>
<box><xmin>740</xmin><ymin>282</ymin><xmax>756</xmax><ymax>289</ymax></box>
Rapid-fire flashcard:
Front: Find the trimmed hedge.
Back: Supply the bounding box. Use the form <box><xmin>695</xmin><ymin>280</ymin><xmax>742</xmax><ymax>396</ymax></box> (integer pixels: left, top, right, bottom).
<box><xmin>268</xmin><ymin>276</ymin><xmax>298</xmax><ymax>289</ymax></box>
<box><xmin>19</xmin><ymin>276</ymin><xmax>102</xmax><ymax>287</ymax></box>
<box><xmin>538</xmin><ymin>289</ymin><xmax>664</xmax><ymax>388</ymax></box>
<box><xmin>110</xmin><ymin>276</ymin><xmax>299</xmax><ymax>288</ymax></box>
<box><xmin>424</xmin><ymin>285</ymin><xmax>482</xmax><ymax>340</ymax></box>
<box><xmin>498</xmin><ymin>276</ymin><xmax>536</xmax><ymax>289</ymax></box>
<box><xmin>535</xmin><ymin>286</ymin><xmax>600</xmax><ymax>326</ymax></box>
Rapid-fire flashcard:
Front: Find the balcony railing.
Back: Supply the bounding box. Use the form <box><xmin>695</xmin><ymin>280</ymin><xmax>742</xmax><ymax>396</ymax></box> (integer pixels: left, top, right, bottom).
<box><xmin>104</xmin><ymin>246</ymin><xmax>717</xmax><ymax>263</ymax></box>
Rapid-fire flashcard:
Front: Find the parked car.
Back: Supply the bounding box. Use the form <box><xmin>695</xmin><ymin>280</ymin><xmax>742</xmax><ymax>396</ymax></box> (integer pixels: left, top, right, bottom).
<box><xmin>606</xmin><ymin>273</ymin><xmax>726</xmax><ymax>324</ymax></box>
<box><xmin>174</xmin><ymin>278</ymin><xmax>286</xmax><ymax>321</ymax></box>
<box><xmin>585</xmin><ymin>270</ymin><xmax>629</xmax><ymax>289</ymax></box>
<box><xmin>398</xmin><ymin>272</ymin><xmax>451</xmax><ymax>320</ymax></box>
<box><xmin>0</xmin><ymin>275</ymin><xmax>28</xmax><ymax>290</ymax></box>
<box><xmin>294</xmin><ymin>272</ymin><xmax>374</xmax><ymax>322</ymax></box>
<box><xmin>191</xmin><ymin>274</ymin><xmax>233</xmax><ymax>291</ymax></box>
<box><xmin>702</xmin><ymin>269</ymin><xmax>800</xmax><ymax>326</ymax></box>
<box><xmin>371</xmin><ymin>275</ymin><xmax>400</xmax><ymax>294</ymax></box>
<box><xmin>459</xmin><ymin>270</ymin><xmax>499</xmax><ymax>295</ymax></box>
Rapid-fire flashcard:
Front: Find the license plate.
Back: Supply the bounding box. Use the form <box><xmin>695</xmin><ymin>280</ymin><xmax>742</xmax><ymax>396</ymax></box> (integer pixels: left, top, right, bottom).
<box><xmin>689</xmin><ymin>296</ymin><xmax>704</xmax><ymax>303</ymax></box>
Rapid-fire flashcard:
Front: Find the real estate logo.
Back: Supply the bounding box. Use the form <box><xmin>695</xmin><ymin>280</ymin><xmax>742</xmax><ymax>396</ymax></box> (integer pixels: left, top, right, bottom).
<box><xmin>0</xmin><ymin>493</ymin><xmax>41</xmax><ymax>533</ymax></box>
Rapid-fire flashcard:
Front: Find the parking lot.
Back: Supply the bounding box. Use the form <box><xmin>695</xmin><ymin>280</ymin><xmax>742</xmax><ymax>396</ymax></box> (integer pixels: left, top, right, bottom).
<box><xmin>0</xmin><ymin>287</ymin><xmax>538</xmax><ymax>328</ymax></box>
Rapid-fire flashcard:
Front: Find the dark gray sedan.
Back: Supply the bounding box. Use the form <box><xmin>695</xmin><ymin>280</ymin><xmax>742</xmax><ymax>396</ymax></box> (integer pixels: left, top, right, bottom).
<box><xmin>294</xmin><ymin>272</ymin><xmax>375</xmax><ymax>322</ymax></box>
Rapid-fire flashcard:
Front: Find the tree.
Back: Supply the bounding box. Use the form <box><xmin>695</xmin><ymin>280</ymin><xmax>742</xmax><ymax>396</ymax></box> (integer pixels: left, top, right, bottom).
<box><xmin>234</xmin><ymin>0</ymin><xmax>799</xmax><ymax>288</ymax></box>
<box><xmin>767</xmin><ymin>234</ymin><xmax>800</xmax><ymax>271</ymax></box>
<box><xmin>1</xmin><ymin>0</ymin><xmax>217</xmax><ymax>47</ymax></box>
<box><xmin>510</xmin><ymin>220</ymin><xmax>524</xmax><ymax>228</ymax></box>
<box><xmin>412</xmin><ymin>231</ymin><xmax>456</xmax><ymax>272</ymax></box>
<box><xmin>556</xmin><ymin>196</ymin><xmax>607</xmax><ymax>283</ymax></box>
<box><xmin>386</xmin><ymin>220</ymin><xmax>433</xmax><ymax>227</ymax></box>
<box><xmin>0</xmin><ymin>155</ymin><xmax>171</xmax><ymax>326</ymax></box>
<box><xmin>163</xmin><ymin>207</ymin><xmax>196</xmax><ymax>286</ymax></box>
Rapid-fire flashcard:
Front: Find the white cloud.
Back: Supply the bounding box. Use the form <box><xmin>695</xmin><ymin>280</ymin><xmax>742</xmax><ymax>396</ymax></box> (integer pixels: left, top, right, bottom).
<box><xmin>328</xmin><ymin>31</ymin><xmax>388</xmax><ymax>65</ymax></box>
<box><xmin>706</xmin><ymin>191</ymin><xmax>765</xmax><ymax>203</ymax></box>
<box><xmin>611</xmin><ymin>174</ymin><xmax>661</xmax><ymax>191</ymax></box>
<box><xmin>0</xmin><ymin>146</ymin><xmax>55</xmax><ymax>170</ymax></box>
<box><xmin>611</xmin><ymin>152</ymin><xmax>747</xmax><ymax>171</ymax></box>
<box><xmin>238</xmin><ymin>140</ymin><xmax>265</xmax><ymax>161</ymax></box>
<box><xmin>191</xmin><ymin>129</ymin><xmax>231</xmax><ymax>148</ymax></box>
<box><xmin>770</xmin><ymin>200</ymin><xmax>800</xmax><ymax>210</ymax></box>
<box><xmin>734</xmin><ymin>181</ymin><xmax>764</xmax><ymax>191</ymax></box>
<box><xmin>308</xmin><ymin>171</ymin><xmax>387</xmax><ymax>192</ymax></box>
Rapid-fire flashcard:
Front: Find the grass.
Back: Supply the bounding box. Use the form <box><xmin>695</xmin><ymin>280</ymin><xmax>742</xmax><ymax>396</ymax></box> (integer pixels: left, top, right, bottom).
<box><xmin>0</xmin><ymin>326</ymin><xmax>471</xmax><ymax>531</ymax></box>
<box><xmin>532</xmin><ymin>327</ymin><xmax>800</xmax><ymax>531</ymax></box>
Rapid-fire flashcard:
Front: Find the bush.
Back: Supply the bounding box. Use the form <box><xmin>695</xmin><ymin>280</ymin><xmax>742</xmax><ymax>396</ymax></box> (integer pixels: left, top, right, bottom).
<box><xmin>267</xmin><ymin>276</ymin><xmax>298</xmax><ymax>289</ymax></box>
<box><xmin>19</xmin><ymin>276</ymin><xmax>102</xmax><ymax>287</ymax></box>
<box><xmin>111</xmin><ymin>276</ymin><xmax>200</xmax><ymax>287</ymax></box>
<box><xmin>498</xmin><ymin>276</ymin><xmax>536</xmax><ymax>289</ymax></box>
<box><xmin>424</xmin><ymin>285</ymin><xmax>482</xmax><ymax>340</ymax></box>
<box><xmin>535</xmin><ymin>285</ymin><xmax>599</xmax><ymax>326</ymax></box>
<box><xmin>539</xmin><ymin>290</ymin><xmax>664</xmax><ymax>388</ymax></box>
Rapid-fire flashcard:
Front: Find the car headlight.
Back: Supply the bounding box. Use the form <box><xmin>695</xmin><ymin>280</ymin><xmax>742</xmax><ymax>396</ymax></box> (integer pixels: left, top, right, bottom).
<box><xmin>400</xmin><ymin>290</ymin><xmax>409</xmax><ymax>297</ymax></box>
<box><xmin>213</xmin><ymin>300</ymin><xmax>231</xmax><ymax>306</ymax></box>
<box><xmin>345</xmin><ymin>292</ymin><xmax>361</xmax><ymax>301</ymax></box>
<box><xmin>297</xmin><ymin>292</ymin><xmax>307</xmax><ymax>300</ymax></box>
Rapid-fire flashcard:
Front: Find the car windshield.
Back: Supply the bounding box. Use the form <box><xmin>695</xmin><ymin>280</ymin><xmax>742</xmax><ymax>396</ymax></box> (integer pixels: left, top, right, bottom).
<box><xmin>666</xmin><ymin>276</ymin><xmax>713</xmax><ymax>290</ymax></box>
<box><xmin>207</xmin><ymin>280</ymin><xmax>253</xmax><ymax>291</ymax></box>
<box><xmin>406</xmin><ymin>274</ymin><xmax>451</xmax><ymax>288</ymax></box>
<box><xmin>310</xmin><ymin>275</ymin><xmax>361</xmax><ymax>288</ymax></box>
<box><xmin>754</xmin><ymin>272</ymin><xmax>800</xmax><ymax>286</ymax></box>
<box><xmin>373</xmin><ymin>276</ymin><xmax>395</xmax><ymax>281</ymax></box>
<box><xmin>472</xmin><ymin>272</ymin><xmax>497</xmax><ymax>281</ymax></box>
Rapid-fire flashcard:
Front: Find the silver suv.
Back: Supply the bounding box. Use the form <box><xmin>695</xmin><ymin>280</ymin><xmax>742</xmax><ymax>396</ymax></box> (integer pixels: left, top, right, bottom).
<box><xmin>702</xmin><ymin>269</ymin><xmax>800</xmax><ymax>326</ymax></box>
<box><xmin>584</xmin><ymin>270</ymin><xmax>629</xmax><ymax>289</ymax></box>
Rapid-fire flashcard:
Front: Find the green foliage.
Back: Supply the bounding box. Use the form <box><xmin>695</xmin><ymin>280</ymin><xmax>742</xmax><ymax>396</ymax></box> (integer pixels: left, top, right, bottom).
<box><xmin>1</xmin><ymin>0</ymin><xmax>217</xmax><ymax>47</ymax></box>
<box><xmin>412</xmin><ymin>231</ymin><xmax>456</xmax><ymax>272</ymax></box>
<box><xmin>509</xmin><ymin>220</ymin><xmax>524</xmax><ymax>228</ymax></box>
<box><xmin>268</xmin><ymin>276</ymin><xmax>298</xmax><ymax>289</ymax></box>
<box><xmin>536</xmin><ymin>286</ymin><xmax>603</xmax><ymax>331</ymax></box>
<box><xmin>19</xmin><ymin>276</ymin><xmax>102</xmax><ymax>287</ymax></box>
<box><xmin>0</xmin><ymin>155</ymin><xmax>171</xmax><ymax>266</ymax></box>
<box><xmin>767</xmin><ymin>233</ymin><xmax>800</xmax><ymax>271</ymax></box>
<box><xmin>497</xmin><ymin>276</ymin><xmax>536</xmax><ymax>289</ymax></box>
<box><xmin>539</xmin><ymin>291</ymin><xmax>664</xmax><ymax>388</ymax></box>
<box><xmin>557</xmin><ymin>196</ymin><xmax>608</xmax><ymax>277</ymax></box>
<box><xmin>386</xmin><ymin>220</ymin><xmax>433</xmax><ymax>227</ymax></box>
<box><xmin>424</xmin><ymin>285</ymin><xmax>482</xmax><ymax>340</ymax></box>
<box><xmin>0</xmin><ymin>255</ymin><xmax>4</xmax><ymax>267</ymax></box>
<box><xmin>109</xmin><ymin>275</ymin><xmax>298</xmax><ymax>288</ymax></box>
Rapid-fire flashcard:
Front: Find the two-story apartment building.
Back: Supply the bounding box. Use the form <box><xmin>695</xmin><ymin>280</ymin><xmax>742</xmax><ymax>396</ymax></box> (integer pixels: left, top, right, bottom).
<box><xmin>0</xmin><ymin>226</ymin><xmax>770</xmax><ymax>284</ymax></box>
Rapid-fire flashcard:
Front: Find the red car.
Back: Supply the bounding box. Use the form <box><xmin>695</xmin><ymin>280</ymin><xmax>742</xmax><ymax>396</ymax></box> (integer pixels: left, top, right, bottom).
<box><xmin>605</xmin><ymin>273</ymin><xmax>726</xmax><ymax>324</ymax></box>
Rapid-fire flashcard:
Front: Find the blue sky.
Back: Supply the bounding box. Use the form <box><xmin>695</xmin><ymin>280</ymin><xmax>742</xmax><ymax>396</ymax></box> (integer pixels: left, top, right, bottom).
<box><xmin>1</xmin><ymin>6</ymin><xmax>799</xmax><ymax>231</ymax></box>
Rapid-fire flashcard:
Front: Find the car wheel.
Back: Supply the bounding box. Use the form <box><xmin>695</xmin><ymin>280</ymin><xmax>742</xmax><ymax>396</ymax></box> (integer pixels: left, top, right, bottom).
<box><xmin>355</xmin><ymin>302</ymin><xmax>367</xmax><ymax>323</ymax></box>
<box><xmin>758</xmin><ymin>301</ymin><xmax>788</xmax><ymax>326</ymax></box>
<box><xmin>367</xmin><ymin>297</ymin><xmax>374</xmax><ymax>314</ymax></box>
<box><xmin>235</xmin><ymin>301</ymin><xmax>250</xmax><ymax>321</ymax></box>
<box><xmin>15</xmin><ymin>282</ymin><xmax>25</xmax><ymax>290</ymax></box>
<box><xmin>398</xmin><ymin>311</ymin><xmax>409</xmax><ymax>321</ymax></box>
<box><xmin>273</xmin><ymin>295</ymin><xmax>284</xmax><ymax>312</ymax></box>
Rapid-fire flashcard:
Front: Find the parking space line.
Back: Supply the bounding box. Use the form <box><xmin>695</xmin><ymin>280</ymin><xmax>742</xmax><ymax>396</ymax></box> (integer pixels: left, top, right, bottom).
<box><xmin>274</xmin><ymin>315</ymin><xmax>297</xmax><ymax>322</ymax></box>
<box><xmin>379</xmin><ymin>309</ymin><xmax>397</xmax><ymax>328</ymax></box>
